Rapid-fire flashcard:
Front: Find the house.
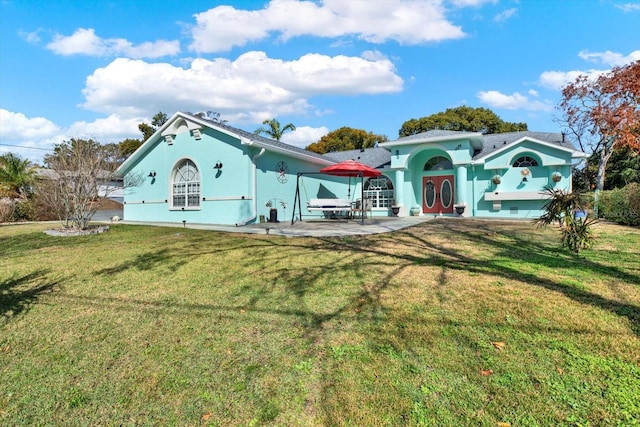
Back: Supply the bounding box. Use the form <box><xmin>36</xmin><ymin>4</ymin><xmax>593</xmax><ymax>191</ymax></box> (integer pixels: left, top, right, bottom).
<box><xmin>114</xmin><ymin>112</ymin><xmax>585</xmax><ymax>225</ymax></box>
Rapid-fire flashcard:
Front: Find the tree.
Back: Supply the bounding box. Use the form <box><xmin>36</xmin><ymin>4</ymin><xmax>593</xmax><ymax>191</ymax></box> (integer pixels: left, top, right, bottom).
<box><xmin>40</xmin><ymin>138</ymin><xmax>141</xmax><ymax>230</ymax></box>
<box><xmin>575</xmin><ymin>145</ymin><xmax>640</xmax><ymax>191</ymax></box>
<box><xmin>138</xmin><ymin>111</ymin><xmax>169</xmax><ymax>142</ymax></box>
<box><xmin>399</xmin><ymin>106</ymin><xmax>528</xmax><ymax>137</ymax></box>
<box><xmin>254</xmin><ymin>118</ymin><xmax>296</xmax><ymax>141</ymax></box>
<box><xmin>118</xmin><ymin>138</ymin><xmax>143</xmax><ymax>159</ymax></box>
<box><xmin>534</xmin><ymin>186</ymin><xmax>597</xmax><ymax>254</ymax></box>
<box><xmin>0</xmin><ymin>153</ymin><xmax>36</xmax><ymax>198</ymax></box>
<box><xmin>558</xmin><ymin>60</ymin><xmax>640</xmax><ymax>191</ymax></box>
<box><xmin>306</xmin><ymin>127</ymin><xmax>389</xmax><ymax>154</ymax></box>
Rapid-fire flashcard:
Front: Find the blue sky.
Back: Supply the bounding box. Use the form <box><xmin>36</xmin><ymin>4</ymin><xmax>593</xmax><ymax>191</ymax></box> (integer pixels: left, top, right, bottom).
<box><xmin>1</xmin><ymin>0</ymin><xmax>639</xmax><ymax>163</ymax></box>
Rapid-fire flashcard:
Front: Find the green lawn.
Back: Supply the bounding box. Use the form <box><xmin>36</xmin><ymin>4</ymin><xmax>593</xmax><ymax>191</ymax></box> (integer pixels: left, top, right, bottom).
<box><xmin>1</xmin><ymin>219</ymin><xmax>639</xmax><ymax>426</ymax></box>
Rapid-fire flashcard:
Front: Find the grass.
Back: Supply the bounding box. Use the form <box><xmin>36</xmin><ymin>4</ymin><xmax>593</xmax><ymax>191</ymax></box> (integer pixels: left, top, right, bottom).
<box><xmin>1</xmin><ymin>219</ymin><xmax>639</xmax><ymax>426</ymax></box>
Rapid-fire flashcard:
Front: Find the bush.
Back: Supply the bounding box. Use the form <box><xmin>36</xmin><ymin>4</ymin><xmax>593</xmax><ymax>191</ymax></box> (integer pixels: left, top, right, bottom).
<box><xmin>597</xmin><ymin>183</ymin><xmax>640</xmax><ymax>226</ymax></box>
<box><xmin>14</xmin><ymin>198</ymin><xmax>37</xmax><ymax>221</ymax></box>
<box><xmin>0</xmin><ymin>197</ymin><xmax>16</xmax><ymax>222</ymax></box>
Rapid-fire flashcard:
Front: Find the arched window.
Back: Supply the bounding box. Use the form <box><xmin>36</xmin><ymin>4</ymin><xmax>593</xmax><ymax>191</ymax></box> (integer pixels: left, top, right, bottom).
<box><xmin>513</xmin><ymin>156</ymin><xmax>539</xmax><ymax>167</ymax></box>
<box><xmin>172</xmin><ymin>159</ymin><xmax>200</xmax><ymax>208</ymax></box>
<box><xmin>424</xmin><ymin>156</ymin><xmax>453</xmax><ymax>171</ymax></box>
<box><xmin>363</xmin><ymin>176</ymin><xmax>394</xmax><ymax>208</ymax></box>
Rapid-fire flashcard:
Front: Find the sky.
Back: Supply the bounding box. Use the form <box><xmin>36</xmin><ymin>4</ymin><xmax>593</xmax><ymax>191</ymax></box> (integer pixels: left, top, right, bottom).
<box><xmin>1</xmin><ymin>0</ymin><xmax>639</xmax><ymax>164</ymax></box>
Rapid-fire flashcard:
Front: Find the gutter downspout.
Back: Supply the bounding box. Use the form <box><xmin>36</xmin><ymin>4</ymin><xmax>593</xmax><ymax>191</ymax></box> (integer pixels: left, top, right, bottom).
<box><xmin>236</xmin><ymin>148</ymin><xmax>266</xmax><ymax>226</ymax></box>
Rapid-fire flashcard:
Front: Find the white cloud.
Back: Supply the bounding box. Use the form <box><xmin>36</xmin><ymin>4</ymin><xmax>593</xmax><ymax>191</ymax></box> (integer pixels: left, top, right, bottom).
<box><xmin>578</xmin><ymin>49</ymin><xmax>640</xmax><ymax>67</ymax></box>
<box><xmin>615</xmin><ymin>3</ymin><xmax>640</xmax><ymax>12</ymax></box>
<box><xmin>189</xmin><ymin>0</ymin><xmax>466</xmax><ymax>53</ymax></box>
<box><xmin>281</xmin><ymin>126</ymin><xmax>330</xmax><ymax>148</ymax></box>
<box><xmin>46</xmin><ymin>28</ymin><xmax>180</xmax><ymax>59</ymax></box>
<box><xmin>0</xmin><ymin>109</ymin><xmax>61</xmax><ymax>139</ymax></box>
<box><xmin>537</xmin><ymin>50</ymin><xmax>640</xmax><ymax>90</ymax></box>
<box><xmin>493</xmin><ymin>7</ymin><xmax>517</xmax><ymax>22</ymax></box>
<box><xmin>66</xmin><ymin>114</ymin><xmax>144</xmax><ymax>141</ymax></box>
<box><xmin>477</xmin><ymin>90</ymin><xmax>553</xmax><ymax>111</ymax></box>
<box><xmin>18</xmin><ymin>29</ymin><xmax>42</xmax><ymax>44</ymax></box>
<box><xmin>0</xmin><ymin>109</ymin><xmax>146</xmax><ymax>163</ymax></box>
<box><xmin>80</xmin><ymin>52</ymin><xmax>403</xmax><ymax>118</ymax></box>
<box><xmin>449</xmin><ymin>0</ymin><xmax>498</xmax><ymax>6</ymax></box>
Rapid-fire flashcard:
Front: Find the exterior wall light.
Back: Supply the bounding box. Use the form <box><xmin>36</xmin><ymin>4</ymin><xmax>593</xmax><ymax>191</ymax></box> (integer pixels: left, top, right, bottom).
<box><xmin>148</xmin><ymin>171</ymin><xmax>156</xmax><ymax>178</ymax></box>
<box><xmin>214</xmin><ymin>161</ymin><xmax>223</xmax><ymax>169</ymax></box>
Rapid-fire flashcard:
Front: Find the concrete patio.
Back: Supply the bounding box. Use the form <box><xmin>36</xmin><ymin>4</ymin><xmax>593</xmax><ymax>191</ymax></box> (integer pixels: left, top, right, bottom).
<box><xmin>115</xmin><ymin>216</ymin><xmax>435</xmax><ymax>237</ymax></box>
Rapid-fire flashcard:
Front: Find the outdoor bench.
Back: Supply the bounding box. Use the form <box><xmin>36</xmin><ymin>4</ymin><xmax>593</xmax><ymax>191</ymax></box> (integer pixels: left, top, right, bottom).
<box><xmin>306</xmin><ymin>198</ymin><xmax>352</xmax><ymax>213</ymax></box>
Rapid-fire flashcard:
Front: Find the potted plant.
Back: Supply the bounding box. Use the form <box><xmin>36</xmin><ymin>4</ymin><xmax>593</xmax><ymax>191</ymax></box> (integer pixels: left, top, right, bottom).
<box><xmin>390</xmin><ymin>199</ymin><xmax>400</xmax><ymax>216</ymax></box>
<box><xmin>265</xmin><ymin>200</ymin><xmax>278</xmax><ymax>222</ymax></box>
<box><xmin>551</xmin><ymin>172</ymin><xmax>562</xmax><ymax>182</ymax></box>
<box><xmin>491</xmin><ymin>174</ymin><xmax>502</xmax><ymax>185</ymax></box>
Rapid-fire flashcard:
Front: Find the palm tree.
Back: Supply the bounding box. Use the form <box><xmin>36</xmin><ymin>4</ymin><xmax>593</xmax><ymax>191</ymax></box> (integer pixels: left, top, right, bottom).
<box><xmin>254</xmin><ymin>118</ymin><xmax>296</xmax><ymax>141</ymax></box>
<box><xmin>0</xmin><ymin>153</ymin><xmax>36</xmax><ymax>197</ymax></box>
<box><xmin>533</xmin><ymin>185</ymin><xmax>597</xmax><ymax>253</ymax></box>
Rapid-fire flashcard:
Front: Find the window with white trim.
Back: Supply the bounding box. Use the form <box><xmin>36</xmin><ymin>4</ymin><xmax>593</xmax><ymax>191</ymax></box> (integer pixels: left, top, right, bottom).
<box><xmin>172</xmin><ymin>159</ymin><xmax>200</xmax><ymax>208</ymax></box>
<box><xmin>513</xmin><ymin>156</ymin><xmax>539</xmax><ymax>167</ymax></box>
<box><xmin>424</xmin><ymin>156</ymin><xmax>453</xmax><ymax>171</ymax></box>
<box><xmin>363</xmin><ymin>176</ymin><xmax>394</xmax><ymax>208</ymax></box>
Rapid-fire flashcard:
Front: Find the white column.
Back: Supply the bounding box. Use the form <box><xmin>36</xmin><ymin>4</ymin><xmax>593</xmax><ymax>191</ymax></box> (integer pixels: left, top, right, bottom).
<box><xmin>394</xmin><ymin>168</ymin><xmax>405</xmax><ymax>215</ymax></box>
<box><xmin>455</xmin><ymin>165</ymin><xmax>467</xmax><ymax>207</ymax></box>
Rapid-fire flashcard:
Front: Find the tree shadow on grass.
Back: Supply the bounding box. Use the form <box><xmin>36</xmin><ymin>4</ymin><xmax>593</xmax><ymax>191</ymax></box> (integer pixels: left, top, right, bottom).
<box><xmin>1</xmin><ymin>269</ymin><xmax>63</xmax><ymax>322</ymax></box>
<box><xmin>306</xmin><ymin>219</ymin><xmax>640</xmax><ymax>336</ymax></box>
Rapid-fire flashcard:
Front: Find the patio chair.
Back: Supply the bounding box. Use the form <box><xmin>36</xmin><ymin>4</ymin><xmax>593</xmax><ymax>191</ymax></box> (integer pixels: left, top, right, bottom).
<box><xmin>352</xmin><ymin>198</ymin><xmax>372</xmax><ymax>219</ymax></box>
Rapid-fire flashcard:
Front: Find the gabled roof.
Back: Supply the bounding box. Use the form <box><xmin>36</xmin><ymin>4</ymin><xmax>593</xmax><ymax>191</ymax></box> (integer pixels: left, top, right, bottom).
<box><xmin>472</xmin><ymin>131</ymin><xmax>584</xmax><ymax>161</ymax></box>
<box><xmin>115</xmin><ymin>112</ymin><xmax>332</xmax><ymax>177</ymax></box>
<box><xmin>383</xmin><ymin>130</ymin><xmax>484</xmax><ymax>150</ymax></box>
<box><xmin>322</xmin><ymin>147</ymin><xmax>391</xmax><ymax>168</ymax></box>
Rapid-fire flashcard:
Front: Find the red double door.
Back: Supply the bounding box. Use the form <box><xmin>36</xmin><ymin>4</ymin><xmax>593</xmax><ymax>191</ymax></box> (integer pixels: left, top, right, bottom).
<box><xmin>422</xmin><ymin>175</ymin><xmax>454</xmax><ymax>214</ymax></box>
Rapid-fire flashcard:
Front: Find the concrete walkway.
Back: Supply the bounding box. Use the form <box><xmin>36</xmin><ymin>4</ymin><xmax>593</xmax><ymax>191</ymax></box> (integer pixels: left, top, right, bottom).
<box><xmin>115</xmin><ymin>216</ymin><xmax>435</xmax><ymax>237</ymax></box>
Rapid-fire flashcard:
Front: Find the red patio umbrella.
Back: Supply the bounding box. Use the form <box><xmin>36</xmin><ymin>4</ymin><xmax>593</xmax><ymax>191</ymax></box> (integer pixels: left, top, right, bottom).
<box><xmin>320</xmin><ymin>160</ymin><xmax>381</xmax><ymax>223</ymax></box>
<box><xmin>320</xmin><ymin>160</ymin><xmax>381</xmax><ymax>177</ymax></box>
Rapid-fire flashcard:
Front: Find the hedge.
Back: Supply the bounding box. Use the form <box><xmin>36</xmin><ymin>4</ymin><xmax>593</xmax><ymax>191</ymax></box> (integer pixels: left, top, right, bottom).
<box><xmin>596</xmin><ymin>183</ymin><xmax>640</xmax><ymax>226</ymax></box>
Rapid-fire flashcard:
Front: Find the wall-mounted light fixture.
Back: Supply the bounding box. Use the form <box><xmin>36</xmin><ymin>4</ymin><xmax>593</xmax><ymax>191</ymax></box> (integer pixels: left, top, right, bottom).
<box><xmin>148</xmin><ymin>170</ymin><xmax>156</xmax><ymax>178</ymax></box>
<box><xmin>395</xmin><ymin>150</ymin><xmax>399</xmax><ymax>158</ymax></box>
<box><xmin>192</xmin><ymin>129</ymin><xmax>202</xmax><ymax>140</ymax></box>
<box><xmin>214</xmin><ymin>161</ymin><xmax>223</xmax><ymax>169</ymax></box>
<box><xmin>164</xmin><ymin>135</ymin><xmax>174</xmax><ymax>145</ymax></box>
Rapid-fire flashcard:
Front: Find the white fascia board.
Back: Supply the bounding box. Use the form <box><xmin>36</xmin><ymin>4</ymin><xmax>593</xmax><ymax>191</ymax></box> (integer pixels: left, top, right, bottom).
<box><xmin>478</xmin><ymin>137</ymin><xmax>579</xmax><ymax>162</ymax></box>
<box><xmin>115</xmin><ymin>111</ymin><xmax>187</xmax><ymax>177</ymax></box>
<box><xmin>383</xmin><ymin>132</ymin><xmax>483</xmax><ymax>148</ymax></box>
<box><xmin>248</xmin><ymin>140</ymin><xmax>334</xmax><ymax>165</ymax></box>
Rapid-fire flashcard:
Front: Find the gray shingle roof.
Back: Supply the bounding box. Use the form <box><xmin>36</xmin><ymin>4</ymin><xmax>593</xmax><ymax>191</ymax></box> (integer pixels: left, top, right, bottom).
<box><xmin>473</xmin><ymin>131</ymin><xmax>578</xmax><ymax>160</ymax></box>
<box><xmin>322</xmin><ymin>147</ymin><xmax>391</xmax><ymax>168</ymax></box>
<box><xmin>395</xmin><ymin>129</ymin><xmax>477</xmax><ymax>142</ymax></box>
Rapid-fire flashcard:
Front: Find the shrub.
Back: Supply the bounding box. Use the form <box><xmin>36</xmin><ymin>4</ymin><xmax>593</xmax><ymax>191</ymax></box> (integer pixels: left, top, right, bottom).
<box><xmin>0</xmin><ymin>197</ymin><xmax>16</xmax><ymax>222</ymax></box>
<box><xmin>534</xmin><ymin>186</ymin><xmax>597</xmax><ymax>253</ymax></box>
<box><xmin>14</xmin><ymin>198</ymin><xmax>37</xmax><ymax>221</ymax></box>
<box><xmin>597</xmin><ymin>183</ymin><xmax>640</xmax><ymax>226</ymax></box>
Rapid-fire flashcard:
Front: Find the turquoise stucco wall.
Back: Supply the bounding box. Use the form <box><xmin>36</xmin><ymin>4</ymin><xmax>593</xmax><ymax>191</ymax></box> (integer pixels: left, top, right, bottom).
<box><xmin>122</xmin><ymin>126</ymin><xmax>351</xmax><ymax>225</ymax></box>
<box><xmin>390</xmin><ymin>138</ymin><xmax>474</xmax><ymax>213</ymax></box>
<box><xmin>387</xmin><ymin>137</ymin><xmax>574</xmax><ymax>219</ymax></box>
<box><xmin>121</xmin><ymin>124</ymin><xmax>577</xmax><ymax>223</ymax></box>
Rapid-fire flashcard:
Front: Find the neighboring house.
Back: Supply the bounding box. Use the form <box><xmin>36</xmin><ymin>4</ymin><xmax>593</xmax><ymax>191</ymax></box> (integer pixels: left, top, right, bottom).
<box><xmin>114</xmin><ymin>112</ymin><xmax>585</xmax><ymax>225</ymax></box>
